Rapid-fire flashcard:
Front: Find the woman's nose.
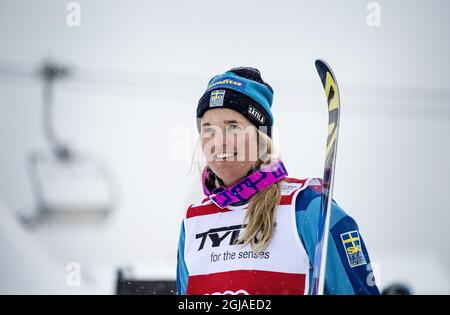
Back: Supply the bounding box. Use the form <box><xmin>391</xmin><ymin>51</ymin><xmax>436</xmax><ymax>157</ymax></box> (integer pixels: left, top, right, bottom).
<box><xmin>212</xmin><ymin>129</ymin><xmax>234</xmax><ymax>152</ymax></box>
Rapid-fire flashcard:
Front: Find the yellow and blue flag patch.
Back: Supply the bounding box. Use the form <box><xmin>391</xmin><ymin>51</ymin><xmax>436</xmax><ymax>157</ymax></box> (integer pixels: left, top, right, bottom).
<box><xmin>209</xmin><ymin>90</ymin><xmax>225</xmax><ymax>107</ymax></box>
<box><xmin>340</xmin><ymin>230</ymin><xmax>367</xmax><ymax>268</ymax></box>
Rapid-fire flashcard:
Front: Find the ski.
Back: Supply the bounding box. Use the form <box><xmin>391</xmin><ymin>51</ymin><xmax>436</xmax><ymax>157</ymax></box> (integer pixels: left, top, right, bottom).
<box><xmin>310</xmin><ymin>59</ymin><xmax>341</xmax><ymax>295</ymax></box>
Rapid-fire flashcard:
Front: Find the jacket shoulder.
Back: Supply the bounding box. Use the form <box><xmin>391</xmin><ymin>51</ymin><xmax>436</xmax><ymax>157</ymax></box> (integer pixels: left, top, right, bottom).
<box><xmin>279</xmin><ymin>177</ymin><xmax>312</xmax><ymax>205</ymax></box>
<box><xmin>287</xmin><ymin>177</ymin><xmax>324</xmax><ymax>211</ymax></box>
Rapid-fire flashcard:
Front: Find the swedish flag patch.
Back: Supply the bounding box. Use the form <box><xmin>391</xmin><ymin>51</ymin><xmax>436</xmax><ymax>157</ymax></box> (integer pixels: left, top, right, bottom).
<box><xmin>209</xmin><ymin>90</ymin><xmax>225</xmax><ymax>107</ymax></box>
<box><xmin>340</xmin><ymin>230</ymin><xmax>367</xmax><ymax>268</ymax></box>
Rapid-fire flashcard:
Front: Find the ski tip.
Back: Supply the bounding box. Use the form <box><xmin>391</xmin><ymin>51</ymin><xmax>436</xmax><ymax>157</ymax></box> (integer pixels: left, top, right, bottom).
<box><xmin>314</xmin><ymin>59</ymin><xmax>329</xmax><ymax>87</ymax></box>
<box><xmin>314</xmin><ymin>59</ymin><xmax>338</xmax><ymax>87</ymax></box>
<box><xmin>314</xmin><ymin>59</ymin><xmax>330</xmax><ymax>74</ymax></box>
<box><xmin>315</xmin><ymin>59</ymin><xmax>325</xmax><ymax>66</ymax></box>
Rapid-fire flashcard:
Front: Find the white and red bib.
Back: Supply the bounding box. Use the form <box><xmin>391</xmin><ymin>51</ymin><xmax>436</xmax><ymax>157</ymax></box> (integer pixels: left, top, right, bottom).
<box><xmin>183</xmin><ymin>178</ymin><xmax>311</xmax><ymax>295</ymax></box>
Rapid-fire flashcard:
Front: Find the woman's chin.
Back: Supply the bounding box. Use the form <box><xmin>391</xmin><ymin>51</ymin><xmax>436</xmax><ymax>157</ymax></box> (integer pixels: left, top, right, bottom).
<box><xmin>212</xmin><ymin>162</ymin><xmax>239</xmax><ymax>173</ymax></box>
<box><xmin>209</xmin><ymin>160</ymin><xmax>254</xmax><ymax>186</ymax></box>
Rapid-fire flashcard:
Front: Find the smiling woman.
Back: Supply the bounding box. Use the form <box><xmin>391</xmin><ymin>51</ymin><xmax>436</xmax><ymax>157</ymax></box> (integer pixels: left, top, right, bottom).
<box><xmin>200</xmin><ymin>108</ymin><xmax>259</xmax><ymax>186</ymax></box>
<box><xmin>176</xmin><ymin>67</ymin><xmax>380</xmax><ymax>295</ymax></box>
<box><xmin>200</xmin><ymin>107</ymin><xmax>281</xmax><ymax>253</ymax></box>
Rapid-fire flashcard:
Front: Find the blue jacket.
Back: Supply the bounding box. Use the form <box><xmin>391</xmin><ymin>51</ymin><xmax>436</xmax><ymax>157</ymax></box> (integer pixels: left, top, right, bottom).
<box><xmin>177</xmin><ymin>180</ymin><xmax>380</xmax><ymax>295</ymax></box>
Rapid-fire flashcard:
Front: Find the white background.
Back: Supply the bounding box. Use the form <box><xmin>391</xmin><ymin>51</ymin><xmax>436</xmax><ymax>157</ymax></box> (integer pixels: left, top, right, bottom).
<box><xmin>0</xmin><ymin>0</ymin><xmax>449</xmax><ymax>294</ymax></box>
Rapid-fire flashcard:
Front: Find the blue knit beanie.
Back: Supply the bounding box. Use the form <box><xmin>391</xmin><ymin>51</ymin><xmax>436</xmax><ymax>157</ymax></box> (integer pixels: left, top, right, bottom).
<box><xmin>196</xmin><ymin>67</ymin><xmax>274</xmax><ymax>137</ymax></box>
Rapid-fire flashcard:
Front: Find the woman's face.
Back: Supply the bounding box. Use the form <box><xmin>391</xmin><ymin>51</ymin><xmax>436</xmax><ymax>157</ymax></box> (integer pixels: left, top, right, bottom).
<box><xmin>201</xmin><ymin>108</ymin><xmax>258</xmax><ymax>187</ymax></box>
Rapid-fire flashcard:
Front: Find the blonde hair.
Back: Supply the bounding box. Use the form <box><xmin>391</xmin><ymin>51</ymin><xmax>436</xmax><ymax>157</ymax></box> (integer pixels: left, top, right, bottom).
<box><xmin>191</xmin><ymin>128</ymin><xmax>281</xmax><ymax>253</ymax></box>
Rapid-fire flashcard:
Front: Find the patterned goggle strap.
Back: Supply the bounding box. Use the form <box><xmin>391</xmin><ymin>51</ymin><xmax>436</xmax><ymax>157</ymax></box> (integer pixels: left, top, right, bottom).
<box><xmin>201</xmin><ymin>160</ymin><xmax>288</xmax><ymax>209</ymax></box>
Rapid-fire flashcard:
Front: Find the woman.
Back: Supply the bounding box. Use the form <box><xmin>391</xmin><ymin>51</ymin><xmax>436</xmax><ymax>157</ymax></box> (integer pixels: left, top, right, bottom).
<box><xmin>176</xmin><ymin>67</ymin><xmax>380</xmax><ymax>295</ymax></box>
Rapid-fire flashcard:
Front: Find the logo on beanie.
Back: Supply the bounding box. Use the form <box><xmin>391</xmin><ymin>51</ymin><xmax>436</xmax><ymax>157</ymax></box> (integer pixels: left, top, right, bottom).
<box><xmin>210</xmin><ymin>90</ymin><xmax>225</xmax><ymax>107</ymax></box>
<box><xmin>248</xmin><ymin>105</ymin><xmax>265</xmax><ymax>124</ymax></box>
<box><xmin>207</xmin><ymin>77</ymin><xmax>247</xmax><ymax>92</ymax></box>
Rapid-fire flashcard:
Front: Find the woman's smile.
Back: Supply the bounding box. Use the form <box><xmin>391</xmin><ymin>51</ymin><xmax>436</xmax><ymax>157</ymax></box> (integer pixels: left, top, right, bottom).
<box><xmin>214</xmin><ymin>152</ymin><xmax>237</xmax><ymax>161</ymax></box>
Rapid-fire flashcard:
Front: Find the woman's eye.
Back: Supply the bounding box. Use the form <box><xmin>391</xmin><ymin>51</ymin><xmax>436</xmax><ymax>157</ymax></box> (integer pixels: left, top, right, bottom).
<box><xmin>227</xmin><ymin>124</ymin><xmax>242</xmax><ymax>131</ymax></box>
<box><xmin>202</xmin><ymin>127</ymin><xmax>215</xmax><ymax>135</ymax></box>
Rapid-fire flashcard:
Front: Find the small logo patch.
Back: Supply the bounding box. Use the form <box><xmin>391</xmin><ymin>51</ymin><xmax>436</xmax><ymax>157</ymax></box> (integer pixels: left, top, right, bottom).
<box><xmin>248</xmin><ymin>105</ymin><xmax>265</xmax><ymax>124</ymax></box>
<box><xmin>281</xmin><ymin>184</ymin><xmax>298</xmax><ymax>193</ymax></box>
<box><xmin>207</xmin><ymin>77</ymin><xmax>247</xmax><ymax>92</ymax></box>
<box><xmin>340</xmin><ymin>230</ymin><xmax>367</xmax><ymax>268</ymax></box>
<box><xmin>210</xmin><ymin>90</ymin><xmax>225</xmax><ymax>107</ymax></box>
